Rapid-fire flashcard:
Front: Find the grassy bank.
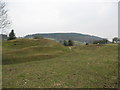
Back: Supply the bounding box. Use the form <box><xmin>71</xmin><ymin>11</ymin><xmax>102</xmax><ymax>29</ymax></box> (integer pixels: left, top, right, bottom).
<box><xmin>2</xmin><ymin>39</ymin><xmax>118</xmax><ymax>88</ymax></box>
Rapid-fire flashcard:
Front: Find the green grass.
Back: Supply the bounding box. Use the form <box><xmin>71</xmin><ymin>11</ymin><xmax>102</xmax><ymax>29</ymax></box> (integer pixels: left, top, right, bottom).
<box><xmin>2</xmin><ymin>39</ymin><xmax>118</xmax><ymax>88</ymax></box>
<box><xmin>2</xmin><ymin>39</ymin><xmax>69</xmax><ymax>65</ymax></box>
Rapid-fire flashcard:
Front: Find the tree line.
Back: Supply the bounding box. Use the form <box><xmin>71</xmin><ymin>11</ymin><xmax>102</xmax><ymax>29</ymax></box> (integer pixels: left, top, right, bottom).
<box><xmin>93</xmin><ymin>39</ymin><xmax>108</xmax><ymax>44</ymax></box>
<box><xmin>93</xmin><ymin>37</ymin><xmax>120</xmax><ymax>44</ymax></box>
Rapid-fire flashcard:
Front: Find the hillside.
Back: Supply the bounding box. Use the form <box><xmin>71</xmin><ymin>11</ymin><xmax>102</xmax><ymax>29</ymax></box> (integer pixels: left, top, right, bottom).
<box><xmin>2</xmin><ymin>38</ymin><xmax>69</xmax><ymax>65</ymax></box>
<box><xmin>24</xmin><ymin>33</ymin><xmax>104</xmax><ymax>43</ymax></box>
<box><xmin>3</xmin><ymin>43</ymin><xmax>118</xmax><ymax>88</ymax></box>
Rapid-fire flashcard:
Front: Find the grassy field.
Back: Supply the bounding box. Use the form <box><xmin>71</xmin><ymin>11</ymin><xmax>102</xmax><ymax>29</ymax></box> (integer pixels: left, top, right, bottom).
<box><xmin>2</xmin><ymin>39</ymin><xmax>118</xmax><ymax>88</ymax></box>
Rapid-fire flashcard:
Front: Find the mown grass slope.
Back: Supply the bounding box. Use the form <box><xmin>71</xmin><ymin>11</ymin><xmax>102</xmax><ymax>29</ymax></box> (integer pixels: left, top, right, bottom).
<box><xmin>2</xmin><ymin>39</ymin><xmax>118</xmax><ymax>88</ymax></box>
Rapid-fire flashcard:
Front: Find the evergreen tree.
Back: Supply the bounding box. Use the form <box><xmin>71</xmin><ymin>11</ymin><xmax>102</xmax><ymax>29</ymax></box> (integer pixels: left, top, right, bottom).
<box><xmin>8</xmin><ymin>29</ymin><xmax>16</xmax><ymax>40</ymax></box>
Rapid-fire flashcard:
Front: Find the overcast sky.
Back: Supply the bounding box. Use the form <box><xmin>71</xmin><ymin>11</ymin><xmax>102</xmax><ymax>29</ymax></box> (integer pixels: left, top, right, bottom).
<box><xmin>5</xmin><ymin>0</ymin><xmax>119</xmax><ymax>40</ymax></box>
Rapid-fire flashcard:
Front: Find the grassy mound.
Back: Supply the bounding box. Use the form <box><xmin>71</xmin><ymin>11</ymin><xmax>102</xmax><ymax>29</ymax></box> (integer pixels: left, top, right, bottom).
<box><xmin>2</xmin><ymin>38</ymin><xmax>69</xmax><ymax>64</ymax></box>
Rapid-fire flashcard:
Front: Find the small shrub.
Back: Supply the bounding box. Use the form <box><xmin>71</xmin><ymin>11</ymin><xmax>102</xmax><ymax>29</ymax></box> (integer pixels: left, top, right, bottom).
<box><xmin>86</xmin><ymin>43</ymin><xmax>89</xmax><ymax>45</ymax></box>
<box><xmin>63</xmin><ymin>40</ymin><xmax>68</xmax><ymax>46</ymax></box>
<box><xmin>68</xmin><ymin>40</ymin><xmax>74</xmax><ymax>46</ymax></box>
<box><xmin>34</xmin><ymin>36</ymin><xmax>43</xmax><ymax>39</ymax></box>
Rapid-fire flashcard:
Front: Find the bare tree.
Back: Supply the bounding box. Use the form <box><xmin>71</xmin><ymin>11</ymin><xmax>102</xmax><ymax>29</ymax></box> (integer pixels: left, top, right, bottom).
<box><xmin>0</xmin><ymin>0</ymin><xmax>10</xmax><ymax>34</ymax></box>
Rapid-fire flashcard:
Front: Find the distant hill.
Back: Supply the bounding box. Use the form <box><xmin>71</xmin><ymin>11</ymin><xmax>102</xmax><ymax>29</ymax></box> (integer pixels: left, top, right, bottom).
<box><xmin>24</xmin><ymin>33</ymin><xmax>105</xmax><ymax>43</ymax></box>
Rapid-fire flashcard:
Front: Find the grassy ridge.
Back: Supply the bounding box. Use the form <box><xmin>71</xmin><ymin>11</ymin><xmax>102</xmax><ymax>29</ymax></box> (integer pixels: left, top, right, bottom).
<box><xmin>2</xmin><ymin>39</ymin><xmax>118</xmax><ymax>88</ymax></box>
<box><xmin>2</xmin><ymin>39</ymin><xmax>69</xmax><ymax>65</ymax></box>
